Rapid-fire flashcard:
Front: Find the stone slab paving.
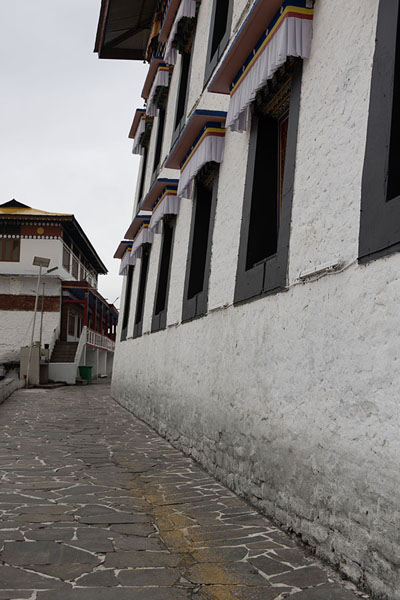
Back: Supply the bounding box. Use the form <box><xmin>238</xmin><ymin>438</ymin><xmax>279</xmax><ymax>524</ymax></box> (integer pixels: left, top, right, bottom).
<box><xmin>0</xmin><ymin>384</ymin><xmax>370</xmax><ymax>600</ymax></box>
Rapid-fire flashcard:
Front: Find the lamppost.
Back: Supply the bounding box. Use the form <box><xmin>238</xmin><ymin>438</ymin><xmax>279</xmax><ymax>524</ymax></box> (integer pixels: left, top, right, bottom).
<box><xmin>26</xmin><ymin>257</ymin><xmax>51</xmax><ymax>387</ymax></box>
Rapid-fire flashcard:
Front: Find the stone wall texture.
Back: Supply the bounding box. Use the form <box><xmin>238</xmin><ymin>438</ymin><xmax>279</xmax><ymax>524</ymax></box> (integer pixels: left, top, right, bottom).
<box><xmin>112</xmin><ymin>1</ymin><xmax>400</xmax><ymax>598</ymax></box>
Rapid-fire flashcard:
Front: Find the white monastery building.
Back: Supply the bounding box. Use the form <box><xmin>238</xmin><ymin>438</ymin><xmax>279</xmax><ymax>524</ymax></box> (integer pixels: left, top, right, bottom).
<box><xmin>95</xmin><ymin>1</ymin><xmax>400</xmax><ymax>597</ymax></box>
<box><xmin>0</xmin><ymin>200</ymin><xmax>118</xmax><ymax>383</ymax></box>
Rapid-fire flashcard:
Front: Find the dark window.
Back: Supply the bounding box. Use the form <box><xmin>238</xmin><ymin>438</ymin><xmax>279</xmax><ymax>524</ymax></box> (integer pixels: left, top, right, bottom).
<box><xmin>68</xmin><ymin>312</ymin><xmax>76</xmax><ymax>337</ymax></box>
<box><xmin>360</xmin><ymin>1</ymin><xmax>400</xmax><ymax>261</ymax></box>
<box><xmin>153</xmin><ymin>107</ymin><xmax>166</xmax><ymax>175</ymax></box>
<box><xmin>0</xmin><ymin>238</ymin><xmax>20</xmax><ymax>262</ymax></box>
<box><xmin>182</xmin><ymin>164</ymin><xmax>219</xmax><ymax>322</ymax></box>
<box><xmin>71</xmin><ymin>257</ymin><xmax>79</xmax><ymax>279</ymax></box>
<box><xmin>234</xmin><ymin>63</ymin><xmax>303</xmax><ymax>304</ymax></box>
<box><xmin>120</xmin><ymin>265</ymin><xmax>134</xmax><ymax>342</ymax></box>
<box><xmin>152</xmin><ymin>216</ymin><xmax>176</xmax><ymax>332</ymax></box>
<box><xmin>133</xmin><ymin>244</ymin><xmax>151</xmax><ymax>338</ymax></box>
<box><xmin>204</xmin><ymin>0</ymin><xmax>232</xmax><ymax>85</ymax></box>
<box><xmin>137</xmin><ymin>146</ymin><xmax>148</xmax><ymax>211</ymax></box>
<box><xmin>174</xmin><ymin>52</ymin><xmax>191</xmax><ymax>139</ymax></box>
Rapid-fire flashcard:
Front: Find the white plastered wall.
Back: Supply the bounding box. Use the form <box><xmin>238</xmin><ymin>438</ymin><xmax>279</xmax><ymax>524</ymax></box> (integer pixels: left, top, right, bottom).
<box><xmin>112</xmin><ymin>1</ymin><xmax>400</xmax><ymax>597</ymax></box>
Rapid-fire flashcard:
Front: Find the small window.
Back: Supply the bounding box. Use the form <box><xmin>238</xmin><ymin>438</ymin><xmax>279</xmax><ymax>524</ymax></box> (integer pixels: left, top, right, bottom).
<box><xmin>133</xmin><ymin>244</ymin><xmax>151</xmax><ymax>338</ymax></box>
<box><xmin>173</xmin><ymin>52</ymin><xmax>191</xmax><ymax>141</ymax></box>
<box><xmin>182</xmin><ymin>164</ymin><xmax>219</xmax><ymax>322</ymax></box>
<box><xmin>71</xmin><ymin>257</ymin><xmax>79</xmax><ymax>279</ymax></box>
<box><xmin>0</xmin><ymin>238</ymin><xmax>20</xmax><ymax>262</ymax></box>
<box><xmin>152</xmin><ymin>216</ymin><xmax>176</xmax><ymax>332</ymax></box>
<box><xmin>234</xmin><ymin>63</ymin><xmax>303</xmax><ymax>304</ymax></box>
<box><xmin>153</xmin><ymin>107</ymin><xmax>166</xmax><ymax>175</ymax></box>
<box><xmin>62</xmin><ymin>246</ymin><xmax>70</xmax><ymax>271</ymax></box>
<box><xmin>204</xmin><ymin>0</ymin><xmax>232</xmax><ymax>85</ymax></box>
<box><xmin>360</xmin><ymin>0</ymin><xmax>400</xmax><ymax>261</ymax></box>
<box><xmin>120</xmin><ymin>265</ymin><xmax>134</xmax><ymax>342</ymax></box>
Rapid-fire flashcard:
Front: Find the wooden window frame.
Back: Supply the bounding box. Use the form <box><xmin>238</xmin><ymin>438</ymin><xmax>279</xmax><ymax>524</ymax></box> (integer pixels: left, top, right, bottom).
<box><xmin>133</xmin><ymin>244</ymin><xmax>151</xmax><ymax>339</ymax></box>
<box><xmin>204</xmin><ymin>0</ymin><xmax>233</xmax><ymax>87</ymax></box>
<box><xmin>234</xmin><ymin>62</ymin><xmax>302</xmax><ymax>304</ymax></box>
<box><xmin>137</xmin><ymin>146</ymin><xmax>149</xmax><ymax>212</ymax></box>
<box><xmin>120</xmin><ymin>264</ymin><xmax>134</xmax><ymax>342</ymax></box>
<box><xmin>153</xmin><ymin>106</ymin><xmax>167</xmax><ymax>176</ymax></box>
<box><xmin>182</xmin><ymin>166</ymin><xmax>219</xmax><ymax>323</ymax></box>
<box><xmin>0</xmin><ymin>238</ymin><xmax>20</xmax><ymax>262</ymax></box>
<box><xmin>359</xmin><ymin>0</ymin><xmax>400</xmax><ymax>262</ymax></box>
<box><xmin>152</xmin><ymin>216</ymin><xmax>176</xmax><ymax>333</ymax></box>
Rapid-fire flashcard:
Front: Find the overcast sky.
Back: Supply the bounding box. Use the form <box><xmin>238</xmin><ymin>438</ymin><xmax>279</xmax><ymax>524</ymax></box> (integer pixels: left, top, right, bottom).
<box><xmin>0</xmin><ymin>1</ymin><xmax>148</xmax><ymax>307</ymax></box>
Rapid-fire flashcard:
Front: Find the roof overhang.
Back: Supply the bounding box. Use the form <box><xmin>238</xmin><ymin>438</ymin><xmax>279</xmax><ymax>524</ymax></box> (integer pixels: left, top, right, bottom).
<box><xmin>140</xmin><ymin>178</ymin><xmax>179</xmax><ymax>211</ymax></box>
<box><xmin>141</xmin><ymin>57</ymin><xmax>165</xmax><ymax>99</ymax></box>
<box><xmin>113</xmin><ymin>240</ymin><xmax>133</xmax><ymax>259</ymax></box>
<box><xmin>165</xmin><ymin>110</ymin><xmax>227</xmax><ymax>169</ymax></box>
<box><xmin>159</xmin><ymin>0</ymin><xmax>181</xmax><ymax>42</ymax></box>
<box><xmin>94</xmin><ymin>0</ymin><xmax>158</xmax><ymax>60</ymax></box>
<box><xmin>208</xmin><ymin>0</ymin><xmax>284</xmax><ymax>94</ymax></box>
<box><xmin>128</xmin><ymin>109</ymin><xmax>146</xmax><ymax>139</ymax></box>
<box><xmin>124</xmin><ymin>215</ymin><xmax>151</xmax><ymax>240</ymax></box>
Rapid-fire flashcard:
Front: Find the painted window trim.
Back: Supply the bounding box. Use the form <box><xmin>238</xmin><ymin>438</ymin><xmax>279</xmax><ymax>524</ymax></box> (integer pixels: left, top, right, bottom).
<box><xmin>204</xmin><ymin>0</ymin><xmax>233</xmax><ymax>87</ymax></box>
<box><xmin>151</xmin><ymin>216</ymin><xmax>176</xmax><ymax>333</ymax></box>
<box><xmin>234</xmin><ymin>62</ymin><xmax>302</xmax><ymax>305</ymax></box>
<box><xmin>359</xmin><ymin>0</ymin><xmax>400</xmax><ymax>262</ymax></box>
<box><xmin>182</xmin><ymin>167</ymin><xmax>219</xmax><ymax>323</ymax></box>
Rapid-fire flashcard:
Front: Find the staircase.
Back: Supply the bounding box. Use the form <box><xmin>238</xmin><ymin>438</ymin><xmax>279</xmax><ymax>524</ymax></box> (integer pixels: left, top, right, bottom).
<box><xmin>50</xmin><ymin>341</ymin><xmax>78</xmax><ymax>363</ymax></box>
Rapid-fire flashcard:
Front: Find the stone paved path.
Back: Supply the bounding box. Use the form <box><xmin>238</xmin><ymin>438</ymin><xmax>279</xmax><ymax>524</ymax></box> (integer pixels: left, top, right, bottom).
<box><xmin>0</xmin><ymin>384</ymin><xmax>369</xmax><ymax>600</ymax></box>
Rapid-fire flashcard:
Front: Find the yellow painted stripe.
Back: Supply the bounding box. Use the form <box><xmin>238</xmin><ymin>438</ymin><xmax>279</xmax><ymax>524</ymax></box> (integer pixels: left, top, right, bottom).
<box><xmin>181</xmin><ymin>127</ymin><xmax>226</xmax><ymax>171</ymax></box>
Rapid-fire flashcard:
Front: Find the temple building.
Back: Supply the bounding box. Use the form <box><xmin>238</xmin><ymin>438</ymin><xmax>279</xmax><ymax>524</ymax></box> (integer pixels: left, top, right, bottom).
<box><xmin>0</xmin><ymin>200</ymin><xmax>118</xmax><ymax>383</ymax></box>
<box><xmin>95</xmin><ymin>1</ymin><xmax>400</xmax><ymax>597</ymax></box>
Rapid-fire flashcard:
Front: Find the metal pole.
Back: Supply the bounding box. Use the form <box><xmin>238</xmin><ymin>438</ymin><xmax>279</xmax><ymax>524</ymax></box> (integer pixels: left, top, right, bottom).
<box><xmin>39</xmin><ymin>282</ymin><xmax>45</xmax><ymax>350</ymax></box>
<box><xmin>26</xmin><ymin>265</ymin><xmax>42</xmax><ymax>387</ymax></box>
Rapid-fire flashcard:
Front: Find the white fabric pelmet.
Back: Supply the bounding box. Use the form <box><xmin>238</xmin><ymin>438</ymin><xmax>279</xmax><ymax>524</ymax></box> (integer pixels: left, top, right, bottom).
<box><xmin>132</xmin><ymin>118</ymin><xmax>146</xmax><ymax>155</ymax></box>
<box><xmin>149</xmin><ymin>195</ymin><xmax>181</xmax><ymax>233</ymax></box>
<box><xmin>177</xmin><ymin>134</ymin><xmax>225</xmax><ymax>199</ymax></box>
<box><xmin>129</xmin><ymin>227</ymin><xmax>154</xmax><ymax>261</ymax></box>
<box><xmin>119</xmin><ymin>251</ymin><xmax>136</xmax><ymax>276</ymax></box>
<box><xmin>164</xmin><ymin>0</ymin><xmax>197</xmax><ymax>65</ymax></box>
<box><xmin>146</xmin><ymin>69</ymin><xmax>170</xmax><ymax>117</ymax></box>
<box><xmin>226</xmin><ymin>16</ymin><xmax>313</xmax><ymax>132</ymax></box>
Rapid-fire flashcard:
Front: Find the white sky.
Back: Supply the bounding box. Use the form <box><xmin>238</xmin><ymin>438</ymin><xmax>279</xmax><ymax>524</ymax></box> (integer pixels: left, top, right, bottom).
<box><xmin>0</xmin><ymin>1</ymin><xmax>148</xmax><ymax>308</ymax></box>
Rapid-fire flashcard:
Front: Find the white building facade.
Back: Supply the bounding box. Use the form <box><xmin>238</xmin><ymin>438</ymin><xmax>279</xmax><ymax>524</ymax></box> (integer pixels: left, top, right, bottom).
<box><xmin>97</xmin><ymin>1</ymin><xmax>400</xmax><ymax>597</ymax></box>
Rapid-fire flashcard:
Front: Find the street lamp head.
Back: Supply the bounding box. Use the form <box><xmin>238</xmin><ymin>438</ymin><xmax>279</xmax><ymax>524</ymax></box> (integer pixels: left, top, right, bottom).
<box><xmin>46</xmin><ymin>266</ymin><xmax>58</xmax><ymax>273</ymax></box>
<box><xmin>33</xmin><ymin>256</ymin><xmax>51</xmax><ymax>268</ymax></box>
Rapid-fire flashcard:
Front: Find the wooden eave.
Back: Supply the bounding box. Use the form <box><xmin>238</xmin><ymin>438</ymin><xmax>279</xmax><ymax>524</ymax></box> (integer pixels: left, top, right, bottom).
<box><xmin>208</xmin><ymin>0</ymin><xmax>283</xmax><ymax>94</ymax></box>
<box><xmin>140</xmin><ymin>178</ymin><xmax>179</xmax><ymax>211</ymax></box>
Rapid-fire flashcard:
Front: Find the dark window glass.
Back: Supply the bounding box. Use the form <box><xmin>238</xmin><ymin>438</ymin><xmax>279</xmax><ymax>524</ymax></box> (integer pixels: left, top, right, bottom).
<box><xmin>182</xmin><ymin>165</ymin><xmax>219</xmax><ymax>322</ymax></box>
<box><xmin>175</xmin><ymin>53</ymin><xmax>191</xmax><ymax>132</ymax></box>
<box><xmin>246</xmin><ymin>114</ymin><xmax>279</xmax><ymax>270</ymax></box>
<box><xmin>120</xmin><ymin>265</ymin><xmax>134</xmax><ymax>342</ymax></box>
<box><xmin>137</xmin><ymin>146</ymin><xmax>148</xmax><ymax>210</ymax></box>
<box><xmin>153</xmin><ymin>107</ymin><xmax>166</xmax><ymax>174</ymax></box>
<box><xmin>155</xmin><ymin>218</ymin><xmax>175</xmax><ymax>315</ymax></box>
<box><xmin>63</xmin><ymin>246</ymin><xmax>70</xmax><ymax>271</ymax></box>
<box><xmin>0</xmin><ymin>238</ymin><xmax>20</xmax><ymax>262</ymax></box>
<box><xmin>188</xmin><ymin>182</ymin><xmax>213</xmax><ymax>299</ymax></box>
<box><xmin>387</xmin><ymin>7</ymin><xmax>400</xmax><ymax>200</ymax></box>
<box><xmin>133</xmin><ymin>245</ymin><xmax>151</xmax><ymax>337</ymax></box>
<box><xmin>210</xmin><ymin>0</ymin><xmax>229</xmax><ymax>59</ymax></box>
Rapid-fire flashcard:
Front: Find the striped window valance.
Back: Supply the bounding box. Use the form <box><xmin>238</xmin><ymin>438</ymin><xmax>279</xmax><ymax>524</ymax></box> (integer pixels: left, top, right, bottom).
<box><xmin>178</xmin><ymin>123</ymin><xmax>225</xmax><ymax>199</ymax></box>
<box><xmin>119</xmin><ymin>247</ymin><xmax>134</xmax><ymax>276</ymax></box>
<box><xmin>149</xmin><ymin>184</ymin><xmax>180</xmax><ymax>233</ymax></box>
<box><xmin>146</xmin><ymin>64</ymin><xmax>171</xmax><ymax>117</ymax></box>
<box><xmin>130</xmin><ymin>223</ymin><xmax>154</xmax><ymax>261</ymax></box>
<box><xmin>132</xmin><ymin>116</ymin><xmax>154</xmax><ymax>155</ymax></box>
<box><xmin>164</xmin><ymin>0</ymin><xmax>197</xmax><ymax>65</ymax></box>
<box><xmin>227</xmin><ymin>0</ymin><xmax>314</xmax><ymax>132</ymax></box>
